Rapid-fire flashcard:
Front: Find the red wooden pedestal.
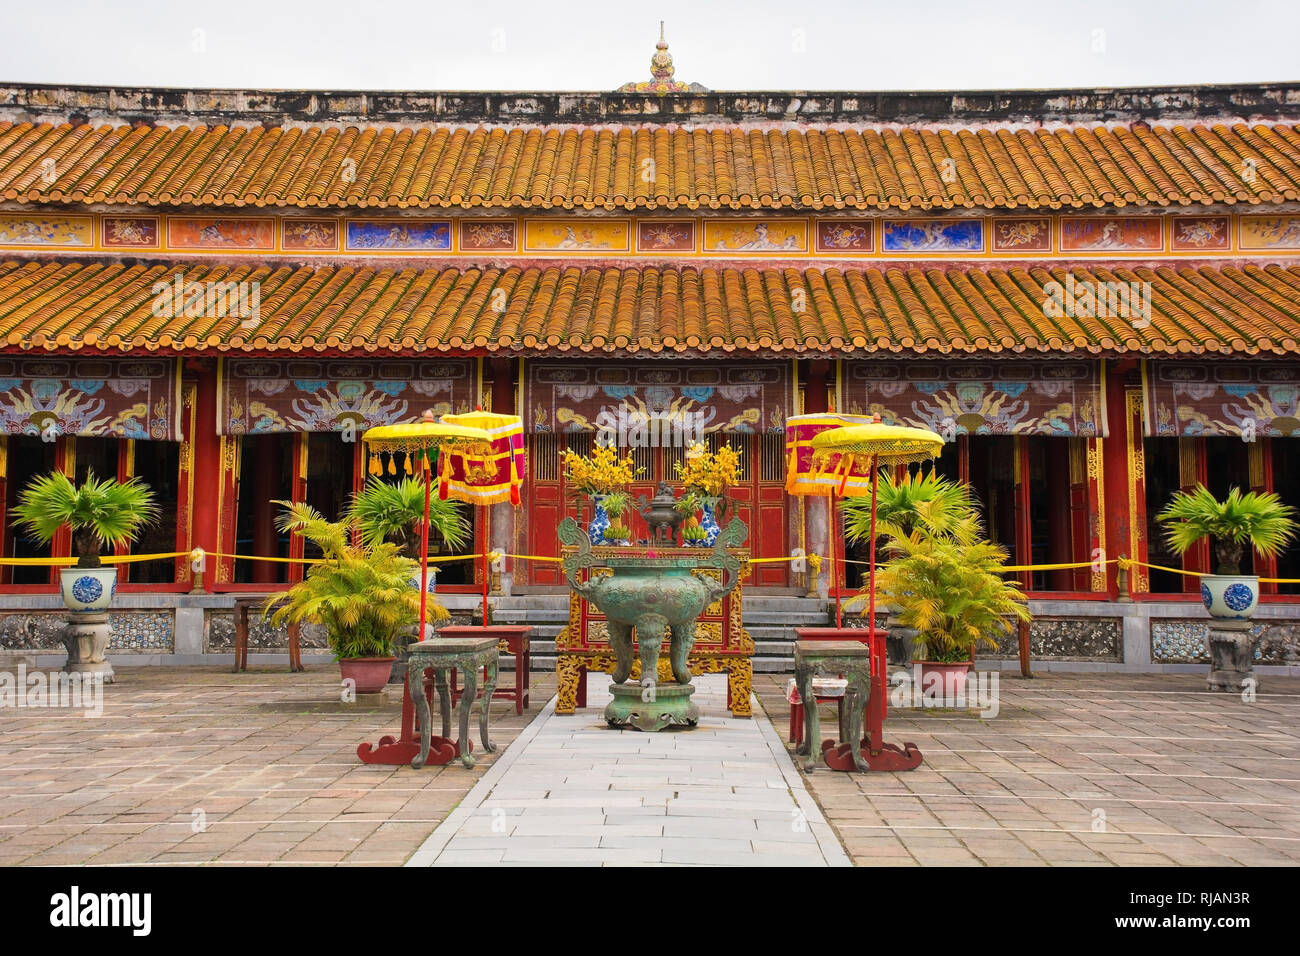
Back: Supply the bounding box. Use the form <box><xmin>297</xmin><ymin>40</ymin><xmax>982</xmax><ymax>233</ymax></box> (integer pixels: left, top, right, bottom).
<box><xmin>793</xmin><ymin>625</ymin><xmax>922</xmax><ymax>772</ymax></box>
<box><xmin>443</xmin><ymin>624</ymin><xmax>533</xmax><ymax>716</ymax></box>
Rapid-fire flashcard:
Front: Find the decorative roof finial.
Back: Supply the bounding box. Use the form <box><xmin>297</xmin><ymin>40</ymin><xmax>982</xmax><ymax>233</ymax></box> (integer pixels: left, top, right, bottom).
<box><xmin>617</xmin><ymin>23</ymin><xmax>708</xmax><ymax>94</ymax></box>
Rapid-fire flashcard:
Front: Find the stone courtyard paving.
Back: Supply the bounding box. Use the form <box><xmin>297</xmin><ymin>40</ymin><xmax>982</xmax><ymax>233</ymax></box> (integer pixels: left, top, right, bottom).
<box><xmin>0</xmin><ymin>666</ymin><xmax>546</xmax><ymax>866</ymax></box>
<box><xmin>754</xmin><ymin>673</ymin><xmax>1300</xmax><ymax>867</ymax></box>
<box><xmin>2</xmin><ymin>665</ymin><xmax>1298</xmax><ymax>867</ymax></box>
<box><xmin>406</xmin><ymin>673</ymin><xmax>847</xmax><ymax>866</ymax></box>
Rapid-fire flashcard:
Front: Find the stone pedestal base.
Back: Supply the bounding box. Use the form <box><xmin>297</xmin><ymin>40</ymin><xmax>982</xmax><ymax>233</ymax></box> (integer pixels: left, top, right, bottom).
<box><xmin>63</xmin><ymin>611</ymin><xmax>114</xmax><ymax>684</ymax></box>
<box><xmin>1206</xmin><ymin>619</ymin><xmax>1255</xmax><ymax>693</ymax></box>
<box><xmin>605</xmin><ymin>682</ymin><xmax>699</xmax><ymax>732</ymax></box>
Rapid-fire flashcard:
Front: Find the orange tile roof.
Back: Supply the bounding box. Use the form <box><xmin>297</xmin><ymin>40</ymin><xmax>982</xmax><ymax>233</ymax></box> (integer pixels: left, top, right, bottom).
<box><xmin>2</xmin><ymin>259</ymin><xmax>1298</xmax><ymax>356</ymax></box>
<box><xmin>1</xmin><ymin>121</ymin><xmax>1298</xmax><ymax>211</ymax></box>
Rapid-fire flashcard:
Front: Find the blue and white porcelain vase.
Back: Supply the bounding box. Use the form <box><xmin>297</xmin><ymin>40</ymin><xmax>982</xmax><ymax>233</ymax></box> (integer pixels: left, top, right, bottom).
<box><xmin>59</xmin><ymin>567</ymin><xmax>117</xmax><ymax>612</ymax></box>
<box><xmin>408</xmin><ymin>567</ymin><xmax>438</xmax><ymax>596</ymax></box>
<box><xmin>588</xmin><ymin>496</ymin><xmax>610</xmax><ymax>545</ymax></box>
<box><xmin>1200</xmin><ymin>574</ymin><xmax>1259</xmax><ymax>620</ymax></box>
<box><xmin>699</xmin><ymin>502</ymin><xmax>721</xmax><ymax>548</ymax></box>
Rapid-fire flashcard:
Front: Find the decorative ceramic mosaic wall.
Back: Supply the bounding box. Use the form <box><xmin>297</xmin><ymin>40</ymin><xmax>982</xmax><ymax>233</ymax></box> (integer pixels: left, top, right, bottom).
<box><xmin>3</xmin><ymin>211</ymin><xmax>1298</xmax><ymax>260</ymax></box>
<box><xmin>204</xmin><ymin>611</ymin><xmax>328</xmax><ymax>652</ymax></box>
<box><xmin>0</xmin><ymin>610</ymin><xmax>174</xmax><ymax>652</ymax></box>
<box><xmin>985</xmin><ymin>616</ymin><xmax>1122</xmax><ymax>661</ymax></box>
<box><xmin>1151</xmin><ymin>618</ymin><xmax>1300</xmax><ymax>663</ymax></box>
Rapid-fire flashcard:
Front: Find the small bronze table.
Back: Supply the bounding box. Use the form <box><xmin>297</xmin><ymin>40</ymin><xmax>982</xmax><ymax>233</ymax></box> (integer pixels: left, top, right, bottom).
<box><xmin>407</xmin><ymin>637</ymin><xmax>499</xmax><ymax>770</ymax></box>
<box><xmin>794</xmin><ymin>640</ymin><xmax>872</xmax><ymax>773</ymax></box>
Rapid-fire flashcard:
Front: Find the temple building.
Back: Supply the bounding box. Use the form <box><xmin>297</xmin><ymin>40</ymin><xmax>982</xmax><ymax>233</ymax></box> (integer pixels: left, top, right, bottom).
<box><xmin>1</xmin><ymin>37</ymin><xmax>1299</xmax><ymax>670</ymax></box>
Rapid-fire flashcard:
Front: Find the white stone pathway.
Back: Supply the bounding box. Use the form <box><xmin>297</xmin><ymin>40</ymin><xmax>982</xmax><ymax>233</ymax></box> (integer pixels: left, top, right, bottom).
<box><xmin>406</xmin><ymin>674</ymin><xmax>849</xmax><ymax>866</ymax></box>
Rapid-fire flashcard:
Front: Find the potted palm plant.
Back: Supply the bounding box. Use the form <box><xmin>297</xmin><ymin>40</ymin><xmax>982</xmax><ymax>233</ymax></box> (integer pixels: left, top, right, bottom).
<box><xmin>12</xmin><ymin>470</ymin><xmax>158</xmax><ymax>612</ymax></box>
<box><xmin>1156</xmin><ymin>485</ymin><xmax>1297</xmax><ymax>620</ymax></box>
<box><xmin>845</xmin><ymin>472</ymin><xmax>981</xmax><ymax>662</ymax></box>
<box><xmin>868</xmin><ymin>530</ymin><xmax>1030</xmax><ymax>698</ymax></box>
<box><xmin>348</xmin><ymin>476</ymin><xmax>470</xmax><ymax>595</ymax></box>
<box><xmin>266</xmin><ymin>501</ymin><xmax>442</xmax><ymax>693</ymax></box>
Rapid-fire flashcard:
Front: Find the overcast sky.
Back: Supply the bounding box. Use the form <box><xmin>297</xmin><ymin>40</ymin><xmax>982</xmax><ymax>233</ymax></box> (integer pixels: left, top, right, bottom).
<box><xmin>6</xmin><ymin>0</ymin><xmax>1298</xmax><ymax>92</ymax></box>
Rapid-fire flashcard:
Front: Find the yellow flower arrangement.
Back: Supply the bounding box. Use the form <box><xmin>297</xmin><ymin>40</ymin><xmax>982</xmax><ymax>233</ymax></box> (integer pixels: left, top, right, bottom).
<box><xmin>674</xmin><ymin>442</ymin><xmax>741</xmax><ymax>498</ymax></box>
<box><xmin>561</xmin><ymin>444</ymin><xmax>642</xmax><ymax>496</ymax></box>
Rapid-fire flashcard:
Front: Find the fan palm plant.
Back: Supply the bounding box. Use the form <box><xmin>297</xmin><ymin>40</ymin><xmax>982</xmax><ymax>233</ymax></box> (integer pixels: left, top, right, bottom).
<box><xmin>1156</xmin><ymin>485</ymin><xmax>1297</xmax><ymax>575</ymax></box>
<box><xmin>859</xmin><ymin>530</ymin><xmax>1030</xmax><ymax>662</ymax></box>
<box><xmin>266</xmin><ymin>501</ymin><xmax>445</xmax><ymax>660</ymax></box>
<box><xmin>12</xmin><ymin>470</ymin><xmax>158</xmax><ymax>568</ymax></box>
<box><xmin>347</xmin><ymin>476</ymin><xmax>469</xmax><ymax>559</ymax></box>
<box><xmin>843</xmin><ymin>471</ymin><xmax>981</xmax><ymax>547</ymax></box>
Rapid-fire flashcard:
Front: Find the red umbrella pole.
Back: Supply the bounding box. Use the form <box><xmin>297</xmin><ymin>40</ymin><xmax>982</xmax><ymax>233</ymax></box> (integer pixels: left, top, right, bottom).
<box><xmin>481</xmin><ymin>504</ymin><xmax>490</xmax><ymax>624</ymax></box>
<box><xmin>418</xmin><ymin>449</ymin><xmax>432</xmax><ymax>640</ymax></box>
<box><xmin>829</xmin><ymin>492</ymin><xmax>841</xmax><ymax>628</ymax></box>
<box><xmin>867</xmin><ymin>454</ymin><xmax>883</xmax><ymax>744</ymax></box>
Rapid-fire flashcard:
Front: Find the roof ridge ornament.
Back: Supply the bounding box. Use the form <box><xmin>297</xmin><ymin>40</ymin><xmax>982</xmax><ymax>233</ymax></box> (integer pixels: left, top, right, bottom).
<box><xmin>617</xmin><ymin>21</ymin><xmax>709</xmax><ymax>94</ymax></box>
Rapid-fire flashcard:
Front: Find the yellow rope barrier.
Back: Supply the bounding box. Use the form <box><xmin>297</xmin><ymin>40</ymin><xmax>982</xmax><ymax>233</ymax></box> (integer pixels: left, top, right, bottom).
<box><xmin>1117</xmin><ymin>556</ymin><xmax>1300</xmax><ymax>585</ymax></box>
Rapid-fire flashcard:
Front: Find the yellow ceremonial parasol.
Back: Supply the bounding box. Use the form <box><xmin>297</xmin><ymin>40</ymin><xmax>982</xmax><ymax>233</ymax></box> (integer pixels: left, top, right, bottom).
<box><xmin>809</xmin><ymin>418</ymin><xmax>945</xmax><ymax>628</ymax></box>
<box><xmin>362</xmin><ymin>413</ymin><xmax>493</xmax><ymax>637</ymax></box>
<box><xmin>440</xmin><ymin>409</ymin><xmax>526</xmax><ymax>623</ymax></box>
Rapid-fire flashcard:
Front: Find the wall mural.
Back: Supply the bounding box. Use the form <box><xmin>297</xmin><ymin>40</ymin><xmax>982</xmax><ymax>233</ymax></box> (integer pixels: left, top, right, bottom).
<box><xmin>345</xmin><ymin>219</ymin><xmax>451</xmax><ymax>251</ymax></box>
<box><xmin>881</xmin><ymin>218</ymin><xmax>983</xmax><ymax>253</ymax></box>
<box><xmin>167</xmin><ymin>217</ymin><xmax>276</xmax><ymax>250</ymax></box>
<box><xmin>1060</xmin><ymin>216</ymin><xmax>1163</xmax><ymax>252</ymax></box>
<box><xmin>0</xmin><ymin>213</ymin><xmax>92</xmax><ymax>247</ymax></box>
<box><xmin>1239</xmin><ymin>215</ymin><xmax>1300</xmax><ymax>250</ymax></box>
<box><xmin>843</xmin><ymin>360</ymin><xmax>1106</xmax><ymax>437</ymax></box>
<box><xmin>218</xmin><ymin>358</ymin><xmax>477</xmax><ymax>435</ymax></box>
<box><xmin>1143</xmin><ymin>361</ymin><xmax>1300</xmax><ymax>437</ymax></box>
<box><xmin>702</xmin><ymin>220</ymin><xmax>807</xmax><ymax>254</ymax></box>
<box><xmin>524</xmin><ymin>360</ymin><xmax>791</xmax><ymax>438</ymax></box>
<box><xmin>0</xmin><ymin>357</ymin><xmax>181</xmax><ymax>440</ymax></box>
<box><xmin>0</xmin><ymin>211</ymin><xmax>1296</xmax><ymax>259</ymax></box>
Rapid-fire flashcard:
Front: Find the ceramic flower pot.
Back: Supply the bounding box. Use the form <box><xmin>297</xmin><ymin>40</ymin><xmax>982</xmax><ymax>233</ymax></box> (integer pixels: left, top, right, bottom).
<box><xmin>912</xmin><ymin>659</ymin><xmax>973</xmax><ymax>701</ymax></box>
<box><xmin>59</xmin><ymin>567</ymin><xmax>117</xmax><ymax>612</ymax></box>
<box><xmin>1200</xmin><ymin>574</ymin><xmax>1259</xmax><ymax>620</ymax></box>
<box><xmin>408</xmin><ymin>568</ymin><xmax>438</xmax><ymax>596</ymax></box>
<box><xmin>340</xmin><ymin>657</ymin><xmax>396</xmax><ymax>694</ymax></box>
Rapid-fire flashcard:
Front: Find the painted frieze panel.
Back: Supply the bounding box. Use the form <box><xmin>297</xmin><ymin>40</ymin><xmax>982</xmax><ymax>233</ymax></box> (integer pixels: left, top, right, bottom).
<box><xmin>1239</xmin><ymin>215</ymin><xmax>1300</xmax><ymax>250</ymax></box>
<box><xmin>460</xmin><ymin>220</ymin><xmax>517</xmax><ymax>252</ymax></box>
<box><xmin>344</xmin><ymin>219</ymin><xmax>451</xmax><ymax>252</ymax></box>
<box><xmin>881</xmin><ymin>218</ymin><xmax>983</xmax><ymax>253</ymax></box>
<box><xmin>218</xmin><ymin>357</ymin><xmax>477</xmax><ymax>435</ymax></box>
<box><xmin>524</xmin><ymin>220</ymin><xmax>630</xmax><ymax>253</ymax></box>
<box><xmin>1170</xmin><ymin>216</ymin><xmax>1230</xmax><ymax>251</ymax></box>
<box><xmin>525</xmin><ymin>360</ymin><xmax>792</xmax><ymax>436</ymax></box>
<box><xmin>0</xmin><ymin>357</ymin><xmax>181</xmax><ymax>440</ymax></box>
<box><xmin>0</xmin><ymin>213</ymin><xmax>93</xmax><ymax>247</ymax></box>
<box><xmin>1142</xmin><ymin>361</ymin><xmax>1300</xmax><ymax>438</ymax></box>
<box><xmin>102</xmin><ymin>216</ymin><xmax>161</xmax><ymax>249</ymax></box>
<box><xmin>814</xmin><ymin>219</ymin><xmax>874</xmax><ymax>253</ymax></box>
<box><xmin>701</xmin><ymin>220</ymin><xmax>807</xmax><ymax>254</ymax></box>
<box><xmin>282</xmin><ymin>218</ymin><xmax>340</xmax><ymax>252</ymax></box>
<box><xmin>168</xmin><ymin>217</ymin><xmax>276</xmax><ymax>250</ymax></box>
<box><xmin>843</xmin><ymin>360</ymin><xmax>1105</xmax><ymax>437</ymax></box>
<box><xmin>991</xmin><ymin>217</ymin><xmax>1052</xmax><ymax>252</ymax></box>
<box><xmin>1060</xmin><ymin>216</ymin><xmax>1163</xmax><ymax>252</ymax></box>
<box><xmin>636</xmin><ymin>220</ymin><xmax>695</xmax><ymax>252</ymax></box>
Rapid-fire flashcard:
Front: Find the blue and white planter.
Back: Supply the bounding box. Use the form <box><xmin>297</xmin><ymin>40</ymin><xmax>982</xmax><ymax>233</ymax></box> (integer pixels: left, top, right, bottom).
<box><xmin>1200</xmin><ymin>574</ymin><xmax>1259</xmax><ymax>620</ymax></box>
<box><xmin>409</xmin><ymin>567</ymin><xmax>439</xmax><ymax>596</ymax></box>
<box><xmin>59</xmin><ymin>567</ymin><xmax>117</xmax><ymax>612</ymax></box>
<box><xmin>588</xmin><ymin>496</ymin><xmax>611</xmax><ymax>545</ymax></box>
